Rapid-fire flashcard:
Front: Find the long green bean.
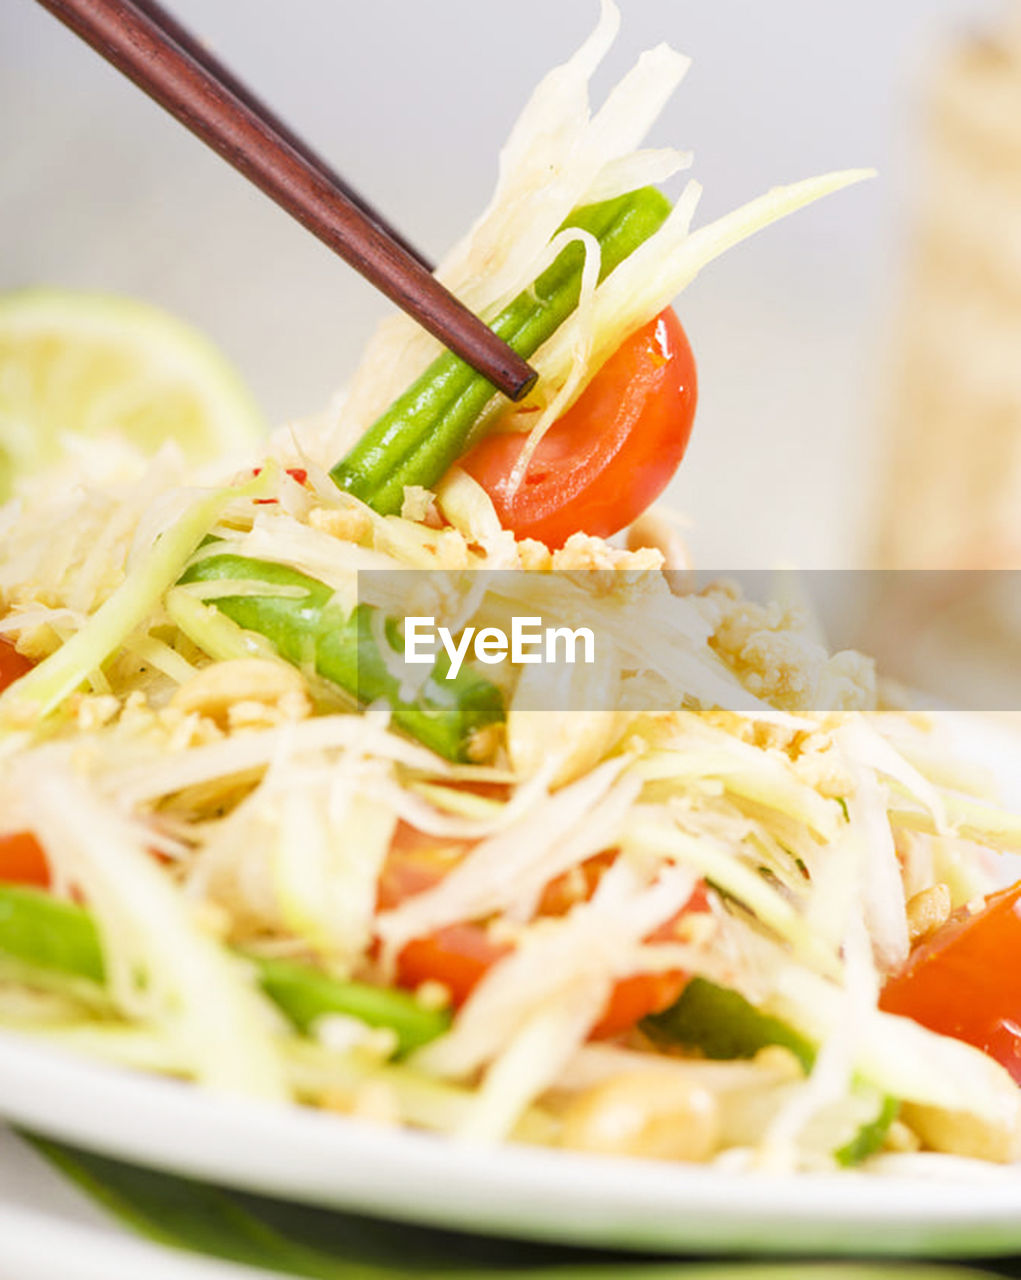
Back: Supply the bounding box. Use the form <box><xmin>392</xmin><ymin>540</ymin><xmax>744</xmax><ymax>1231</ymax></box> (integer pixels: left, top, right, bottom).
<box><xmin>179</xmin><ymin>553</ymin><xmax>503</xmax><ymax>763</ymax></box>
<box><xmin>329</xmin><ymin>187</ymin><xmax>672</xmax><ymax>513</ymax></box>
<box><xmin>0</xmin><ymin>884</ymin><xmax>449</xmax><ymax>1057</ymax></box>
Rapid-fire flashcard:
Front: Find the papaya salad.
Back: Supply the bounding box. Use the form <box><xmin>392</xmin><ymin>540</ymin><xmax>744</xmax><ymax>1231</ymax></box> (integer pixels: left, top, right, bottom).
<box><xmin>2</xmin><ymin>2</ymin><xmax>1021</xmax><ymax>1177</ymax></box>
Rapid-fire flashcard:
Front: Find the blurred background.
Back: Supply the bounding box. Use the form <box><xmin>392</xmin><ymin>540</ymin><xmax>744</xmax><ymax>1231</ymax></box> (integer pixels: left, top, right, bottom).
<box><xmin>0</xmin><ymin>0</ymin><xmax>1017</xmax><ymax>570</ymax></box>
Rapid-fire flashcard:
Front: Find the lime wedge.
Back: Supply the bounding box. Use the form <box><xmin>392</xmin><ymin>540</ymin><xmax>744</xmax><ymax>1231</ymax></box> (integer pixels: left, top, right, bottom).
<box><xmin>0</xmin><ymin>289</ymin><xmax>266</xmax><ymax>498</ymax></box>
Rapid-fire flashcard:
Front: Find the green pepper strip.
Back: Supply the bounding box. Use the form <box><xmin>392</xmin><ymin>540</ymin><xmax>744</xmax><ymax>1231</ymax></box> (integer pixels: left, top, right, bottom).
<box><xmin>643</xmin><ymin>977</ymin><xmax>898</xmax><ymax>1166</ymax></box>
<box><xmin>179</xmin><ymin>554</ymin><xmax>503</xmax><ymax>763</ymax></box>
<box><xmin>329</xmin><ymin>186</ymin><xmax>673</xmax><ymax>514</ymax></box>
<box><xmin>0</xmin><ymin>884</ymin><xmax>448</xmax><ymax>1057</ymax></box>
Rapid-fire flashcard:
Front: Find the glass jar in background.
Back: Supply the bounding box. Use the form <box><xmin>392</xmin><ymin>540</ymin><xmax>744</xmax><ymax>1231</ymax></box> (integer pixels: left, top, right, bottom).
<box><xmin>870</xmin><ymin>6</ymin><xmax>1021</xmax><ymax>714</ymax></box>
<box><xmin>878</xmin><ymin>5</ymin><xmax>1021</xmax><ymax>571</ymax></box>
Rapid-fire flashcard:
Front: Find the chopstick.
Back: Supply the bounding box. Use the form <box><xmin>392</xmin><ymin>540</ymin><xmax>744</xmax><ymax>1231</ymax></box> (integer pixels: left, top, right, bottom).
<box><xmin>35</xmin><ymin>0</ymin><xmax>538</xmax><ymax>402</ymax></box>
<box><xmin>127</xmin><ymin>0</ymin><xmax>434</xmax><ymax>272</ymax></box>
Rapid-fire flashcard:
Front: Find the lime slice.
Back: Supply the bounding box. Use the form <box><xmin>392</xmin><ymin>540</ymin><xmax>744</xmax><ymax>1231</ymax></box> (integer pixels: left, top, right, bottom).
<box><xmin>0</xmin><ymin>289</ymin><xmax>266</xmax><ymax>499</ymax></box>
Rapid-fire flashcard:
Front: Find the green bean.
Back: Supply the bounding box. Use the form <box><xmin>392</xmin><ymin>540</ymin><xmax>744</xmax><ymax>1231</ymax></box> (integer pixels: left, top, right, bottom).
<box><xmin>0</xmin><ymin>883</ymin><xmax>104</xmax><ymax>985</ymax></box>
<box><xmin>329</xmin><ymin>187</ymin><xmax>672</xmax><ymax>514</ymax></box>
<box><xmin>0</xmin><ymin>884</ymin><xmax>449</xmax><ymax>1058</ymax></box>
<box><xmin>256</xmin><ymin>956</ymin><xmax>447</xmax><ymax>1055</ymax></box>
<box><xmin>178</xmin><ymin>553</ymin><xmax>503</xmax><ymax>763</ymax></box>
<box><xmin>642</xmin><ymin>976</ymin><xmax>815</xmax><ymax>1070</ymax></box>
<box><xmin>174</xmin><ymin>190</ymin><xmax>671</xmax><ymax>762</ymax></box>
<box><xmin>835</xmin><ymin>1096</ymin><xmax>900</xmax><ymax>1168</ymax></box>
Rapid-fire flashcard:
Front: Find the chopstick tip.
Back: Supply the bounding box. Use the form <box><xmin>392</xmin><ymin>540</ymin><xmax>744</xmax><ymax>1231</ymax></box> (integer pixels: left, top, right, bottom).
<box><xmin>502</xmin><ymin>361</ymin><xmax>538</xmax><ymax>403</ymax></box>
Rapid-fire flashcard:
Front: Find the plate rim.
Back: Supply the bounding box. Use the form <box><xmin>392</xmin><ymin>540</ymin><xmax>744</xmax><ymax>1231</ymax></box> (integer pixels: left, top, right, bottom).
<box><xmin>1</xmin><ymin>1031</ymin><xmax>1021</xmax><ymax>1259</ymax></box>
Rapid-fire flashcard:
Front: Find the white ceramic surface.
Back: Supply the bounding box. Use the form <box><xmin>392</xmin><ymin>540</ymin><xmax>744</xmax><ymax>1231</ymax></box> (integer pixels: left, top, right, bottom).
<box><xmin>0</xmin><ymin>1128</ymin><xmax>265</xmax><ymax>1280</ymax></box>
<box><xmin>0</xmin><ymin>1203</ymin><xmax>277</xmax><ymax>1280</ymax></box>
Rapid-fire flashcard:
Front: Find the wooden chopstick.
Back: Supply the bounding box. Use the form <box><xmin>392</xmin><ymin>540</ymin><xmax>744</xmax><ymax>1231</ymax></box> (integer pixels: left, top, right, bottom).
<box><xmin>127</xmin><ymin>0</ymin><xmax>434</xmax><ymax>272</ymax></box>
<box><xmin>35</xmin><ymin>0</ymin><xmax>538</xmax><ymax>402</ymax></box>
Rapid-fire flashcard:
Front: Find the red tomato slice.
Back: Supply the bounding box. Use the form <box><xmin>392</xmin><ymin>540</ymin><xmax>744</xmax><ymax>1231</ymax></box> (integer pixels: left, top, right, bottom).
<box><xmin>592</xmin><ymin>882</ymin><xmax>710</xmax><ymax>1038</ymax></box>
<box><xmin>0</xmin><ymin>639</ymin><xmax>32</xmax><ymax>694</ymax></box>
<box><xmin>460</xmin><ymin>308</ymin><xmax>697</xmax><ymax>549</ymax></box>
<box><xmin>0</xmin><ymin>832</ymin><xmax>50</xmax><ymax>887</ymax></box>
<box><xmin>376</xmin><ymin>823</ymin><xmax>472</xmax><ymax>911</ymax></box>
<box><xmin>0</xmin><ymin>646</ymin><xmax>47</xmax><ymax>884</ymax></box>
<box><xmin>593</xmin><ymin>971</ymin><xmax>687</xmax><ymax>1039</ymax></box>
<box><xmin>396</xmin><ymin>925</ymin><xmax>511</xmax><ymax>1007</ymax></box>
<box><xmin>379</xmin><ymin>823</ymin><xmax>705</xmax><ymax>1037</ymax></box>
<box><xmin>879</xmin><ymin>881</ymin><xmax>1021</xmax><ymax>1082</ymax></box>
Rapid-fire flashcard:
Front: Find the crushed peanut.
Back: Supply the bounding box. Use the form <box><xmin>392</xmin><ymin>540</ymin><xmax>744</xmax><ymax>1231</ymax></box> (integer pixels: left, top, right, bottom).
<box><xmin>399</xmin><ymin>485</ymin><xmax>439</xmax><ymax>525</ymax></box>
<box><xmin>700</xmin><ymin>584</ymin><xmax>876</xmax><ymax>714</ymax></box>
<box><xmin>515</xmin><ymin>539</ymin><xmax>553</xmax><ymax>571</ymax></box>
<box><xmin>552</xmin><ymin>532</ymin><xmax>664</xmax><ymax>573</ymax></box>
<box><xmin>161</xmin><ymin>708</ymin><xmax>225</xmax><ymax>750</ymax></box>
<box><xmin>74</xmin><ymin>694</ymin><xmax>121</xmax><ymax>731</ymax></box>
<box><xmin>322</xmin><ymin>1081</ymin><xmax>401</xmax><ymax>1126</ymax></box>
<box><xmin>308</xmin><ymin>503</ymin><xmax>372</xmax><ymax>544</ymax></box>
<box><xmin>906</xmin><ymin>883</ymin><xmax>952</xmax><ymax>944</ymax></box>
<box><xmin>902</xmin><ymin>1100</ymin><xmax>1021</xmax><ymax>1164</ymax></box>
<box><xmin>169</xmin><ymin>658</ymin><xmax>311</xmax><ymax>729</ymax></box>
<box><xmin>883</xmin><ymin>1119</ymin><xmax>922</xmax><ymax>1154</ymax></box>
<box><xmin>415</xmin><ymin>980</ymin><xmax>453</xmax><ymax>1012</ymax></box>
<box><xmin>560</xmin><ymin>1070</ymin><xmax>719</xmax><ymax>1162</ymax></box>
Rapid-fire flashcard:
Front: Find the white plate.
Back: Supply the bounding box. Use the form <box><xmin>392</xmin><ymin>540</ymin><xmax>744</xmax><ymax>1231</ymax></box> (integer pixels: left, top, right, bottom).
<box><xmin>4</xmin><ymin>1013</ymin><xmax>1021</xmax><ymax>1259</ymax></box>
<box><xmin>1</xmin><ymin>715</ymin><xmax>1020</xmax><ymax>1261</ymax></box>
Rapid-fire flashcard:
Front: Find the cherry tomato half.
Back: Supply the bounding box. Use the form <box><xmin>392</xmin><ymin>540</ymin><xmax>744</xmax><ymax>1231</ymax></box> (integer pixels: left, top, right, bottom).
<box><xmin>0</xmin><ymin>639</ymin><xmax>32</xmax><ymax>694</ymax></box>
<box><xmin>0</xmin><ymin>832</ymin><xmax>50</xmax><ymax>887</ymax></box>
<box><xmin>461</xmin><ymin>308</ymin><xmax>697</xmax><ymax>549</ymax></box>
<box><xmin>879</xmin><ymin>881</ymin><xmax>1021</xmax><ymax>1082</ymax></box>
<box><xmin>379</xmin><ymin>823</ymin><xmax>703</xmax><ymax>1038</ymax></box>
<box><xmin>0</xmin><ymin>646</ymin><xmax>46</xmax><ymax>884</ymax></box>
<box><xmin>394</xmin><ymin>919</ymin><xmax>688</xmax><ymax>1039</ymax></box>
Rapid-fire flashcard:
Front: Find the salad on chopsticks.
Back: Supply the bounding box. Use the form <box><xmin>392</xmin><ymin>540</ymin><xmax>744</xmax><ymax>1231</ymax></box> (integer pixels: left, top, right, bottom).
<box><xmin>1</xmin><ymin>1</ymin><xmax>1021</xmax><ymax>1177</ymax></box>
